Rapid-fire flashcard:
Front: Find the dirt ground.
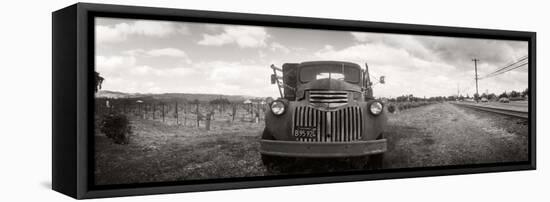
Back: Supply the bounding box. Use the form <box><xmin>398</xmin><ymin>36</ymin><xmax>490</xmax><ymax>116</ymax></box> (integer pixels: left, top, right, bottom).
<box><xmin>95</xmin><ymin>103</ymin><xmax>529</xmax><ymax>185</ymax></box>
<box><xmin>94</xmin><ymin>117</ymin><xmax>268</xmax><ymax>185</ymax></box>
<box><xmin>384</xmin><ymin>103</ymin><xmax>528</xmax><ymax>169</ymax></box>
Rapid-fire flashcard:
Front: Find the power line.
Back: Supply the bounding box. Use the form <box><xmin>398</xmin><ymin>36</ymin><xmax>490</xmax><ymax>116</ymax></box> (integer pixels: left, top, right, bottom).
<box><xmin>484</xmin><ymin>62</ymin><xmax>528</xmax><ymax>79</ymax></box>
<box><xmin>482</xmin><ymin>57</ymin><xmax>527</xmax><ymax>78</ymax></box>
<box><xmin>487</xmin><ymin>56</ymin><xmax>526</xmax><ymax>73</ymax></box>
<box><xmin>488</xmin><ymin>60</ymin><xmax>526</xmax><ymax>76</ymax></box>
<box><xmin>481</xmin><ymin>61</ymin><xmax>528</xmax><ymax>79</ymax></box>
<box><xmin>480</xmin><ymin>55</ymin><xmax>528</xmax><ymax>79</ymax></box>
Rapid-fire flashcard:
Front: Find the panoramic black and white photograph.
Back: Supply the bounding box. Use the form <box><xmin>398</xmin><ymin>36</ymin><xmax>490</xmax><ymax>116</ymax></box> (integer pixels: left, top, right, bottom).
<box><xmin>93</xmin><ymin>17</ymin><xmax>529</xmax><ymax>186</ymax></box>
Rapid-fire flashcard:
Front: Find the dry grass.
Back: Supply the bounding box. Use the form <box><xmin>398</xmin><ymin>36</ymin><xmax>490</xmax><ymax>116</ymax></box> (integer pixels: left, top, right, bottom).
<box><xmin>94</xmin><ymin>117</ymin><xmax>267</xmax><ymax>185</ymax></box>
<box><xmin>384</xmin><ymin>103</ymin><xmax>528</xmax><ymax>169</ymax></box>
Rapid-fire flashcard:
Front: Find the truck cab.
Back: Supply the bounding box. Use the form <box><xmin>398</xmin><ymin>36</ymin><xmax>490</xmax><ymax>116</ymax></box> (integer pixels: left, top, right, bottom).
<box><xmin>261</xmin><ymin>61</ymin><xmax>388</xmax><ymax>169</ymax></box>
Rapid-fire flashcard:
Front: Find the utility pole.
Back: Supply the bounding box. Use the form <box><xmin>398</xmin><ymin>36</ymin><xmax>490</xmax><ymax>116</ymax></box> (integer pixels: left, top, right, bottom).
<box><xmin>472</xmin><ymin>58</ymin><xmax>480</xmax><ymax>102</ymax></box>
<box><xmin>457</xmin><ymin>83</ymin><xmax>460</xmax><ymax>98</ymax></box>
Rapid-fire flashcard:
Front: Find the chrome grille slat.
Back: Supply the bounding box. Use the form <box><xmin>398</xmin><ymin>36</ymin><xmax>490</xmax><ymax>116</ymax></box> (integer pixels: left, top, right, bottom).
<box><xmin>293</xmin><ymin>106</ymin><xmax>363</xmax><ymax>142</ymax></box>
<box><xmin>310</xmin><ymin>95</ymin><xmax>347</xmax><ymax>98</ymax></box>
<box><xmin>344</xmin><ymin>108</ymin><xmax>349</xmax><ymax>141</ymax></box>
<box><xmin>351</xmin><ymin>109</ymin><xmax>357</xmax><ymax>140</ymax></box>
<box><xmin>334</xmin><ymin>110</ymin><xmax>339</xmax><ymax>142</ymax></box>
<box><xmin>309</xmin><ymin>91</ymin><xmax>348</xmax><ymax>104</ymax></box>
<box><xmin>310</xmin><ymin>98</ymin><xmax>348</xmax><ymax>102</ymax></box>
<box><xmin>340</xmin><ymin>110</ymin><xmax>344</xmax><ymax>141</ymax></box>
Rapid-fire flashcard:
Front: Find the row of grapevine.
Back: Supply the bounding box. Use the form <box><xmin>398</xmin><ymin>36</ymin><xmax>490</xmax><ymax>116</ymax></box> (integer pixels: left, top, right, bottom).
<box><xmin>387</xmin><ymin>101</ymin><xmax>436</xmax><ymax>113</ymax></box>
<box><xmin>95</xmin><ymin>97</ymin><xmax>268</xmax><ymax>131</ymax></box>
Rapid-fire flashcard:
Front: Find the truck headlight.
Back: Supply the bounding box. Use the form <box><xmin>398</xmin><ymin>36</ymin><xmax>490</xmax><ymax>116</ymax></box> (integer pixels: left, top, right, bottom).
<box><xmin>369</xmin><ymin>101</ymin><xmax>383</xmax><ymax>115</ymax></box>
<box><xmin>270</xmin><ymin>100</ymin><xmax>286</xmax><ymax>115</ymax></box>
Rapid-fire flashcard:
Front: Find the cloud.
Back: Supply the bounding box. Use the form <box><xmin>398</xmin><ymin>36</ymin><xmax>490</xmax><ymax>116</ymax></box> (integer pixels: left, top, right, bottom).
<box><xmin>96</xmin><ymin>55</ymin><xmax>136</xmax><ymax>72</ymax></box>
<box><xmin>269</xmin><ymin>42</ymin><xmax>290</xmax><ymax>53</ymax></box>
<box><xmin>131</xmin><ymin>65</ymin><xmax>158</xmax><ymax>76</ymax></box>
<box><xmin>350</xmin><ymin>32</ymin><xmax>437</xmax><ymax>61</ymax></box>
<box><xmin>314</xmin><ymin>43</ymin><xmax>443</xmax><ymax>71</ymax></box>
<box><xmin>187</xmin><ymin>61</ymin><xmax>277</xmax><ymax>97</ymax></box>
<box><xmin>198</xmin><ymin>26</ymin><xmax>269</xmax><ymax>48</ymax></box>
<box><xmin>178</xmin><ymin>26</ymin><xmax>191</xmax><ymax>35</ymax></box>
<box><xmin>146</xmin><ymin>48</ymin><xmax>188</xmax><ymax>57</ymax></box>
<box><xmin>95</xmin><ymin>54</ymin><xmax>200</xmax><ymax>93</ymax></box>
<box><xmin>96</xmin><ymin>19</ymin><xmax>190</xmax><ymax>43</ymax></box>
<box><xmin>95</xmin><ymin>53</ymin><xmax>274</xmax><ymax>95</ymax></box>
<box><xmin>316</xmin><ymin>32</ymin><xmax>528</xmax><ymax>98</ymax></box>
<box><xmin>417</xmin><ymin>37</ymin><xmax>528</xmax><ymax>71</ymax></box>
<box><xmin>95</xmin><ymin>18</ymin><xmax>528</xmax><ymax>98</ymax></box>
<box><xmin>127</xmin><ymin>65</ymin><xmax>197</xmax><ymax>77</ymax></box>
<box><xmin>314</xmin><ymin>42</ymin><xmax>460</xmax><ymax>97</ymax></box>
<box><xmin>123</xmin><ymin>48</ymin><xmax>192</xmax><ymax>64</ymax></box>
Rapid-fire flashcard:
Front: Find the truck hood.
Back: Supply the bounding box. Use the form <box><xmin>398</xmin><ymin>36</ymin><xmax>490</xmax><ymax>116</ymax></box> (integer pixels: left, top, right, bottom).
<box><xmin>296</xmin><ymin>78</ymin><xmax>361</xmax><ymax>100</ymax></box>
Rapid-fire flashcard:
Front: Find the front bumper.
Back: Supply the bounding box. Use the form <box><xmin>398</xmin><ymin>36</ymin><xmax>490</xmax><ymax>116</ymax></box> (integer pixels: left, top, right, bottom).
<box><xmin>260</xmin><ymin>139</ymin><xmax>387</xmax><ymax>158</ymax></box>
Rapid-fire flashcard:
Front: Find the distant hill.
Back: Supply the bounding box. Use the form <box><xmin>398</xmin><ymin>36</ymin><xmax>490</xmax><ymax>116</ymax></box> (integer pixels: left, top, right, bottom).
<box><xmin>95</xmin><ymin>90</ymin><xmax>261</xmax><ymax>103</ymax></box>
<box><xmin>95</xmin><ymin>90</ymin><xmax>135</xmax><ymax>99</ymax></box>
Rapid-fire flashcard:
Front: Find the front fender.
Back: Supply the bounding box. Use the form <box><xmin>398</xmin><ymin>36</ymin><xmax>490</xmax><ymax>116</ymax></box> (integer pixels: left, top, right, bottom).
<box><xmin>264</xmin><ymin>101</ymin><xmax>297</xmax><ymax>141</ymax></box>
<box><xmin>361</xmin><ymin>101</ymin><xmax>388</xmax><ymax>140</ymax></box>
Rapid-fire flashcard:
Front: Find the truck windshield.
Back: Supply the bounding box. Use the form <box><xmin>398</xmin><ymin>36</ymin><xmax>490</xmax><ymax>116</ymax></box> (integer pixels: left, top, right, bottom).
<box><xmin>299</xmin><ymin>64</ymin><xmax>360</xmax><ymax>83</ymax></box>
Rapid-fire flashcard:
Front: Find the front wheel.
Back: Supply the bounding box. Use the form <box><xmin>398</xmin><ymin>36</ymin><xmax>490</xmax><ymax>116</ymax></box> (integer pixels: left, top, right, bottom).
<box><xmin>261</xmin><ymin>154</ymin><xmax>275</xmax><ymax>168</ymax></box>
<box><xmin>260</xmin><ymin>128</ymin><xmax>284</xmax><ymax>173</ymax></box>
<box><xmin>261</xmin><ymin>154</ymin><xmax>295</xmax><ymax>174</ymax></box>
<box><xmin>367</xmin><ymin>153</ymin><xmax>384</xmax><ymax>170</ymax></box>
<box><xmin>367</xmin><ymin>133</ymin><xmax>385</xmax><ymax>169</ymax></box>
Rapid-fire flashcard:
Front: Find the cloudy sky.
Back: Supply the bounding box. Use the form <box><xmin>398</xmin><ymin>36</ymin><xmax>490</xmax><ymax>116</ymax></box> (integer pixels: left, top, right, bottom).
<box><xmin>95</xmin><ymin>17</ymin><xmax>528</xmax><ymax>98</ymax></box>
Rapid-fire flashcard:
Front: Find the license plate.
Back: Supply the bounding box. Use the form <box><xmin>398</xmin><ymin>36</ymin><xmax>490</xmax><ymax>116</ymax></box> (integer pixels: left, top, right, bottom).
<box><xmin>294</xmin><ymin>126</ymin><xmax>317</xmax><ymax>139</ymax></box>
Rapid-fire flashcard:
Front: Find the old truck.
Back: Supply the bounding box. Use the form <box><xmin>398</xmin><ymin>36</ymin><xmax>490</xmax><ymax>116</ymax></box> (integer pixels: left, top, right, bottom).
<box><xmin>261</xmin><ymin>61</ymin><xmax>388</xmax><ymax>169</ymax></box>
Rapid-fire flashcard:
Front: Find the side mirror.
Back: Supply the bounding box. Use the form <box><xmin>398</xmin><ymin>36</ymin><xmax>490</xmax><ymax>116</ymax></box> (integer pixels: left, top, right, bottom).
<box><xmin>379</xmin><ymin>76</ymin><xmax>385</xmax><ymax>84</ymax></box>
<box><xmin>270</xmin><ymin>74</ymin><xmax>277</xmax><ymax>84</ymax></box>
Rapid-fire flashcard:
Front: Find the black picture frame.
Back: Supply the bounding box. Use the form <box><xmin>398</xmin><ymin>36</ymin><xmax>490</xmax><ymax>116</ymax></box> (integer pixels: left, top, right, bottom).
<box><xmin>52</xmin><ymin>2</ymin><xmax>536</xmax><ymax>199</ymax></box>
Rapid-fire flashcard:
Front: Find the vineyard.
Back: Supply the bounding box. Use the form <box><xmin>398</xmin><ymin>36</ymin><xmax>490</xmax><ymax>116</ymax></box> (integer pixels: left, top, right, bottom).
<box><xmin>94</xmin><ymin>96</ymin><xmax>270</xmax><ymax>185</ymax></box>
<box><xmin>387</xmin><ymin>101</ymin><xmax>437</xmax><ymax>113</ymax></box>
<box><xmin>95</xmin><ymin>96</ymin><xmax>268</xmax><ymax>131</ymax></box>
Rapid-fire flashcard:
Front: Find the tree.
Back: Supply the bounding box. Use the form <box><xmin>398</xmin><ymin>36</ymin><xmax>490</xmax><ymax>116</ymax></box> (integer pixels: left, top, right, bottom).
<box><xmin>209</xmin><ymin>98</ymin><xmax>231</xmax><ymax>105</ymax></box>
<box><xmin>487</xmin><ymin>93</ymin><xmax>497</xmax><ymax>100</ymax></box>
<box><xmin>510</xmin><ymin>90</ymin><xmax>520</xmax><ymax>98</ymax></box>
<box><xmin>95</xmin><ymin>72</ymin><xmax>104</xmax><ymax>93</ymax></box>
<box><xmin>498</xmin><ymin>92</ymin><xmax>508</xmax><ymax>99</ymax></box>
<box><xmin>190</xmin><ymin>99</ymin><xmax>200</xmax><ymax>105</ymax></box>
<box><xmin>522</xmin><ymin>88</ymin><xmax>529</xmax><ymax>97</ymax></box>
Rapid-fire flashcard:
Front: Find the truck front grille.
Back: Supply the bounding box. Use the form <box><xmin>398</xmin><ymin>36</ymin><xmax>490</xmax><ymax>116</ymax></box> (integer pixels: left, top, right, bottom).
<box><xmin>293</xmin><ymin>106</ymin><xmax>363</xmax><ymax>142</ymax></box>
<box><xmin>309</xmin><ymin>91</ymin><xmax>348</xmax><ymax>103</ymax></box>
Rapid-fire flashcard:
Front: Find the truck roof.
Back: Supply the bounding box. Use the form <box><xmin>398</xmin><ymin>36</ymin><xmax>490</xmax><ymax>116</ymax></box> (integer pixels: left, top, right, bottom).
<box><xmin>298</xmin><ymin>61</ymin><xmax>361</xmax><ymax>68</ymax></box>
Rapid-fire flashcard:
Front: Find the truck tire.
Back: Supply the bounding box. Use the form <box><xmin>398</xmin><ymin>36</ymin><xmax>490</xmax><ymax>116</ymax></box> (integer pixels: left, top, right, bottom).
<box><xmin>261</xmin><ymin>154</ymin><xmax>296</xmax><ymax>174</ymax></box>
<box><xmin>367</xmin><ymin>133</ymin><xmax>385</xmax><ymax>169</ymax></box>
<box><xmin>261</xmin><ymin>154</ymin><xmax>277</xmax><ymax>170</ymax></box>
<box><xmin>348</xmin><ymin>156</ymin><xmax>369</xmax><ymax>169</ymax></box>
<box><xmin>367</xmin><ymin>153</ymin><xmax>384</xmax><ymax>170</ymax></box>
<box><xmin>260</xmin><ymin>128</ymin><xmax>284</xmax><ymax>173</ymax></box>
<box><xmin>261</xmin><ymin>127</ymin><xmax>274</xmax><ymax>140</ymax></box>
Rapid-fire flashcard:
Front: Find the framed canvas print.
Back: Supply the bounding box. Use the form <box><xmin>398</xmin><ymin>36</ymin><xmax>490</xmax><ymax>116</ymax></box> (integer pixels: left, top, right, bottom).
<box><xmin>52</xmin><ymin>3</ymin><xmax>536</xmax><ymax>199</ymax></box>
